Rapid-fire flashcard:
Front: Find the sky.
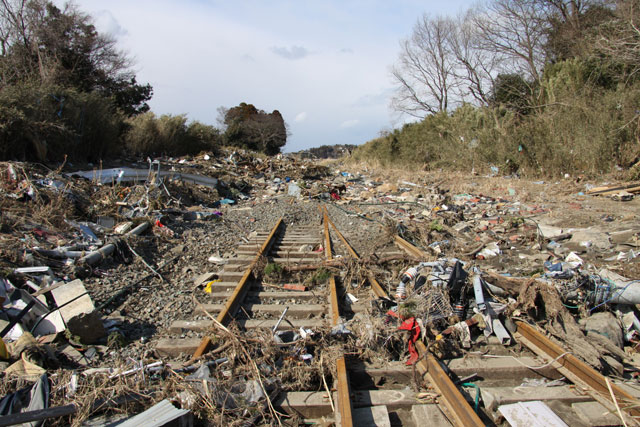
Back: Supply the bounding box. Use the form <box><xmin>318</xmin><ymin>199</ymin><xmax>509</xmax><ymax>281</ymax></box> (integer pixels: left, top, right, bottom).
<box><xmin>64</xmin><ymin>0</ymin><xmax>477</xmax><ymax>152</ymax></box>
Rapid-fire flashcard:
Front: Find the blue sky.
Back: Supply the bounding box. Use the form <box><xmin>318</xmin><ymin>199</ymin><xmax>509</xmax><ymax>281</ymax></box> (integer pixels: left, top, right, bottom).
<box><xmin>67</xmin><ymin>0</ymin><xmax>476</xmax><ymax>152</ymax></box>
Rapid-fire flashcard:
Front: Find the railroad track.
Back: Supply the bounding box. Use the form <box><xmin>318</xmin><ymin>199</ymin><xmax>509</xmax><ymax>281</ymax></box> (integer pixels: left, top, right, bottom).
<box><xmin>155</xmin><ymin>208</ymin><xmax>640</xmax><ymax>426</ymax></box>
<box><xmin>157</xmin><ymin>218</ymin><xmax>331</xmax><ymax>357</ymax></box>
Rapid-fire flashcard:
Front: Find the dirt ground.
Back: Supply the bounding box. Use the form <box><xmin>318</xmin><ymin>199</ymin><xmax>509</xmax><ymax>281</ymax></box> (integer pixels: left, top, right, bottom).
<box><xmin>1</xmin><ymin>153</ymin><xmax>639</xmax><ymax>425</ymax></box>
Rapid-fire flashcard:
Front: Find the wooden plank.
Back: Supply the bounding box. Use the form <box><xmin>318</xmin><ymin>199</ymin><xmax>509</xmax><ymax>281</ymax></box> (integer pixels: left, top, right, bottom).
<box><xmin>586</xmin><ymin>182</ymin><xmax>640</xmax><ymax>195</ymax></box>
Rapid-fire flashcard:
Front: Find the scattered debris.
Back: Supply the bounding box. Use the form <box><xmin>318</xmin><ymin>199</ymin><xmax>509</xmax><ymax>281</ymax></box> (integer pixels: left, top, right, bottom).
<box><xmin>0</xmin><ymin>151</ymin><xmax>639</xmax><ymax>425</ymax></box>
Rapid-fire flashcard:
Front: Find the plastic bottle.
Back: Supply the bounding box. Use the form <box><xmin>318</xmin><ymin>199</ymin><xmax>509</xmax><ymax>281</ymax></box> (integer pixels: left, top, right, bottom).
<box><xmin>395</xmin><ymin>267</ymin><xmax>419</xmax><ymax>300</ymax></box>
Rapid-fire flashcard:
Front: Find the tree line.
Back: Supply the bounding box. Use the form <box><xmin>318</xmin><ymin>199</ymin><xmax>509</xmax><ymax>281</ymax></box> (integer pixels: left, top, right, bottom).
<box><xmin>353</xmin><ymin>0</ymin><xmax>640</xmax><ymax>176</ymax></box>
<box><xmin>0</xmin><ymin>0</ymin><xmax>287</xmax><ymax>162</ymax></box>
<box><xmin>391</xmin><ymin>0</ymin><xmax>635</xmax><ymax>116</ymax></box>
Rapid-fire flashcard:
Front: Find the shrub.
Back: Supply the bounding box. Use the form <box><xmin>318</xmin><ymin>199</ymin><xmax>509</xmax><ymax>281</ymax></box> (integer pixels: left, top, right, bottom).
<box><xmin>123</xmin><ymin>113</ymin><xmax>222</xmax><ymax>157</ymax></box>
<box><xmin>352</xmin><ymin>65</ymin><xmax>640</xmax><ymax>178</ymax></box>
<box><xmin>0</xmin><ymin>82</ymin><xmax>122</xmax><ymax>162</ymax></box>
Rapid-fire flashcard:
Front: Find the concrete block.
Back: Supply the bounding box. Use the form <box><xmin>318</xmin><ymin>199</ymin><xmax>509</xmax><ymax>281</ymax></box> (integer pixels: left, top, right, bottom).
<box><xmin>353</xmin><ymin>405</ymin><xmax>390</xmax><ymax>427</ymax></box>
<box><xmin>572</xmin><ymin>401</ymin><xmax>622</xmax><ymax>426</ymax></box>
<box><xmin>411</xmin><ymin>404</ymin><xmax>452</xmax><ymax>426</ymax></box>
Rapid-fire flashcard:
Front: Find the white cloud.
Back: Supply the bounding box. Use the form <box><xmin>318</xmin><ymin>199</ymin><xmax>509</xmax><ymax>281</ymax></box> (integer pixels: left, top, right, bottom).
<box><xmin>94</xmin><ymin>10</ymin><xmax>127</xmax><ymax>37</ymax></box>
<box><xmin>340</xmin><ymin>119</ymin><xmax>360</xmax><ymax>129</ymax></box>
<box><xmin>65</xmin><ymin>0</ymin><xmax>477</xmax><ymax>152</ymax></box>
<box><xmin>271</xmin><ymin>45</ymin><xmax>310</xmax><ymax>60</ymax></box>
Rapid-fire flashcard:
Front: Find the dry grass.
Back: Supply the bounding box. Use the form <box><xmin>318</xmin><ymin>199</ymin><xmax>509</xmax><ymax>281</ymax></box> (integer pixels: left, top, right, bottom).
<box><xmin>0</xmin><ymin>362</ymin><xmax>188</xmax><ymax>427</ymax></box>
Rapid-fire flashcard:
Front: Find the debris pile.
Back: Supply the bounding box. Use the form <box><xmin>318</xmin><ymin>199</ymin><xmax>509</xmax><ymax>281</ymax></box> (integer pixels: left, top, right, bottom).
<box><xmin>0</xmin><ymin>151</ymin><xmax>639</xmax><ymax>426</ymax></box>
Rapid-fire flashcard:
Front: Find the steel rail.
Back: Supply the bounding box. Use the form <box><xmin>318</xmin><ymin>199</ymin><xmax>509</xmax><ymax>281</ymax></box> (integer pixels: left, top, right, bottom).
<box><xmin>323</xmin><ymin>206</ymin><xmax>388</xmax><ymax>298</ymax></box>
<box><xmin>324</xmin><ymin>208</ymin><xmax>341</xmax><ymax>326</ymax></box>
<box><xmin>323</xmin><ymin>207</ymin><xmax>353</xmax><ymax>427</ymax></box>
<box><xmin>516</xmin><ymin>321</ymin><xmax>640</xmax><ymax>421</ymax></box>
<box><xmin>394</xmin><ymin>235</ymin><xmax>428</xmax><ymax>259</ymax></box>
<box><xmin>394</xmin><ymin>235</ymin><xmax>484</xmax><ymax>427</ymax></box>
<box><xmin>217</xmin><ymin>217</ymin><xmax>283</xmax><ymax>325</ymax></box>
<box><xmin>190</xmin><ymin>217</ymin><xmax>284</xmax><ymax>360</ymax></box>
<box><xmin>416</xmin><ymin>342</ymin><xmax>484</xmax><ymax>427</ymax></box>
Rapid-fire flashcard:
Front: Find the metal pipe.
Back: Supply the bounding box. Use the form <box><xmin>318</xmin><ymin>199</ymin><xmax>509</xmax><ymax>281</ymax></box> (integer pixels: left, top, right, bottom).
<box><xmin>273</xmin><ymin>307</ymin><xmax>289</xmax><ymax>333</ymax></box>
<box><xmin>482</xmin><ymin>280</ymin><xmax>507</xmax><ymax>297</ymax></box>
<box><xmin>492</xmin><ymin>318</ymin><xmax>511</xmax><ymax>345</ymax></box>
<box><xmin>472</xmin><ymin>274</ymin><xmax>486</xmax><ymax>312</ymax></box>
<box><xmin>76</xmin><ymin>222</ymin><xmax>149</xmax><ymax>267</ymax></box>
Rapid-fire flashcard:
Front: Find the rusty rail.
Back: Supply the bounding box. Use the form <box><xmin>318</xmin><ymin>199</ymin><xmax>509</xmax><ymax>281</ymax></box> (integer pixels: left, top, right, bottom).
<box><xmin>324</xmin><ymin>208</ymin><xmax>341</xmax><ymax>326</ymax></box>
<box><xmin>516</xmin><ymin>321</ymin><xmax>640</xmax><ymax>422</ymax></box>
<box><xmin>394</xmin><ymin>234</ymin><xmax>484</xmax><ymax>427</ymax></box>
<box><xmin>416</xmin><ymin>342</ymin><xmax>484</xmax><ymax>427</ymax></box>
<box><xmin>217</xmin><ymin>217</ymin><xmax>283</xmax><ymax>325</ymax></box>
<box><xmin>394</xmin><ymin>235</ymin><xmax>428</xmax><ymax>259</ymax></box>
<box><xmin>324</xmin><ymin>206</ymin><xmax>388</xmax><ymax>298</ymax></box>
<box><xmin>190</xmin><ymin>217</ymin><xmax>283</xmax><ymax>360</ymax></box>
<box><xmin>323</xmin><ymin>207</ymin><xmax>353</xmax><ymax>427</ymax></box>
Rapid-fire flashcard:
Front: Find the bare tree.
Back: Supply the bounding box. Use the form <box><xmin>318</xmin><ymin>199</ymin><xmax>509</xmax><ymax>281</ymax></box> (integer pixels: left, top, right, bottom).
<box><xmin>472</xmin><ymin>0</ymin><xmax>548</xmax><ymax>84</ymax></box>
<box><xmin>391</xmin><ymin>14</ymin><xmax>459</xmax><ymax>117</ymax></box>
<box><xmin>1</xmin><ymin>0</ymin><xmax>131</xmax><ymax>87</ymax></box>
<box><xmin>592</xmin><ymin>0</ymin><xmax>640</xmax><ymax>77</ymax></box>
<box><xmin>449</xmin><ymin>9</ymin><xmax>502</xmax><ymax>106</ymax></box>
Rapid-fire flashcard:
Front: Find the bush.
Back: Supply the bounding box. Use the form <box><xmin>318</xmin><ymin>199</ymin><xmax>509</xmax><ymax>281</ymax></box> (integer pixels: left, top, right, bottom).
<box><xmin>0</xmin><ymin>82</ymin><xmax>122</xmax><ymax>162</ymax></box>
<box><xmin>123</xmin><ymin>113</ymin><xmax>221</xmax><ymax>157</ymax></box>
<box><xmin>353</xmin><ymin>61</ymin><xmax>640</xmax><ymax>177</ymax></box>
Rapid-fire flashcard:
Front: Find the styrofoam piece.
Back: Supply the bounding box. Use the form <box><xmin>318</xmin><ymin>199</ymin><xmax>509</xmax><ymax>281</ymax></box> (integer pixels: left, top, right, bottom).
<box><xmin>499</xmin><ymin>401</ymin><xmax>567</xmax><ymax>427</ymax></box>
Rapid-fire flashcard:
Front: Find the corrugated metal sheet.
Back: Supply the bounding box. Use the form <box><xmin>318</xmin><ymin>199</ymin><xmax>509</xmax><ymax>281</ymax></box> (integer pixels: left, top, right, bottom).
<box><xmin>71</xmin><ymin>168</ymin><xmax>219</xmax><ymax>188</ymax></box>
<box><xmin>117</xmin><ymin>400</ymin><xmax>192</xmax><ymax>427</ymax></box>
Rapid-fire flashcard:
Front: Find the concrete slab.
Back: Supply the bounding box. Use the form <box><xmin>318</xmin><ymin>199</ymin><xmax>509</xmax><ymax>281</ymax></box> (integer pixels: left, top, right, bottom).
<box><xmin>196</xmin><ymin>303</ymin><xmax>326</xmax><ymax>317</ymax></box>
<box><xmin>353</xmin><ymin>406</ymin><xmax>390</xmax><ymax>427</ymax></box>
<box><xmin>51</xmin><ymin>279</ymin><xmax>105</xmax><ymax>343</ymax></box>
<box><xmin>572</xmin><ymin>401</ymin><xmax>622</xmax><ymax>426</ymax></box>
<box><xmin>275</xmin><ymin>390</ymin><xmax>419</xmax><ymax>419</ymax></box>
<box><xmin>411</xmin><ymin>404</ymin><xmax>452</xmax><ymax>426</ymax></box>
<box><xmin>233</xmin><ymin>256</ymin><xmax>325</xmax><ymax>264</ymax></box>
<box><xmin>155</xmin><ymin>338</ymin><xmax>203</xmax><ymax>357</ymax></box>
<box><xmin>237</xmin><ymin>251</ymin><xmax>322</xmax><ymax>258</ymax></box>
<box><xmin>170</xmin><ymin>318</ymin><xmax>325</xmax><ymax>333</ymax></box>
<box><xmin>51</xmin><ymin>279</ymin><xmax>94</xmax><ymax>321</ymax></box>
<box><xmin>444</xmin><ymin>355</ymin><xmax>560</xmax><ymax>379</ymax></box>
<box><xmin>203</xmin><ymin>281</ymin><xmax>246</xmax><ymax>291</ymax></box>
<box><xmin>350</xmin><ymin>357</ymin><xmax>559</xmax><ymax>385</ymax></box>
<box><xmin>481</xmin><ymin>386</ymin><xmax>591</xmax><ymax>412</ymax></box>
